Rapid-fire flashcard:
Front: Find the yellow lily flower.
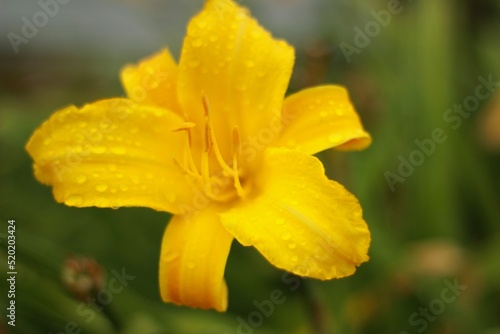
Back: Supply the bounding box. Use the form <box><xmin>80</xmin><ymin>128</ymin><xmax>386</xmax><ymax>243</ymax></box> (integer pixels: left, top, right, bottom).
<box><xmin>26</xmin><ymin>0</ymin><xmax>372</xmax><ymax>312</ymax></box>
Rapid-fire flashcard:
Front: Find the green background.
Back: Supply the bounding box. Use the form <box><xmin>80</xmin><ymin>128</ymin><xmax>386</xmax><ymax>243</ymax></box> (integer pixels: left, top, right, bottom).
<box><xmin>1</xmin><ymin>0</ymin><xmax>500</xmax><ymax>333</ymax></box>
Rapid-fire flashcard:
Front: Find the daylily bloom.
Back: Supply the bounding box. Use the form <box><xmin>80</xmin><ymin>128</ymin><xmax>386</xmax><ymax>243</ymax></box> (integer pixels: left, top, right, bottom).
<box><xmin>26</xmin><ymin>0</ymin><xmax>372</xmax><ymax>312</ymax></box>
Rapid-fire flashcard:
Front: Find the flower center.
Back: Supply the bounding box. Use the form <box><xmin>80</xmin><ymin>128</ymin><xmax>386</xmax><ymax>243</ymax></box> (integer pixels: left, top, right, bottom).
<box><xmin>172</xmin><ymin>93</ymin><xmax>246</xmax><ymax>203</ymax></box>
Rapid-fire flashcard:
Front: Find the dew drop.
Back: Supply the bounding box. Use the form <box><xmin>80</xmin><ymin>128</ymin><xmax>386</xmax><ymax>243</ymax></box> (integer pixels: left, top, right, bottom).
<box><xmin>111</xmin><ymin>206</ymin><xmax>119</xmax><ymax>210</ymax></box>
<box><xmin>320</xmin><ymin>110</ymin><xmax>329</xmax><ymax>117</ymax></box>
<box><xmin>245</xmin><ymin>60</ymin><xmax>255</xmax><ymax>68</ymax></box>
<box><xmin>66</xmin><ymin>195</ymin><xmax>83</xmax><ymax>206</ymax></box>
<box><xmin>186</xmin><ymin>261</ymin><xmax>196</xmax><ymax>269</ymax></box>
<box><xmin>91</xmin><ymin>146</ymin><xmax>106</xmax><ymax>154</ymax></box>
<box><xmin>209</xmin><ymin>34</ymin><xmax>218</xmax><ymax>42</ymax></box>
<box><xmin>188</xmin><ymin>58</ymin><xmax>201</xmax><ymax>68</ymax></box>
<box><xmin>196</xmin><ymin>20</ymin><xmax>208</xmax><ymax>29</ymax></box>
<box><xmin>111</xmin><ymin>146</ymin><xmax>126</xmax><ymax>155</ymax></box>
<box><xmin>78</xmin><ymin>121</ymin><xmax>88</xmax><ymax>128</ymax></box>
<box><xmin>163</xmin><ymin>252</ymin><xmax>179</xmax><ymax>262</ymax></box>
<box><xmin>129</xmin><ymin>127</ymin><xmax>139</xmax><ymax>134</ymax></box>
<box><xmin>335</xmin><ymin>108</ymin><xmax>345</xmax><ymax>116</ymax></box>
<box><xmin>96</xmin><ymin>184</ymin><xmax>108</xmax><ymax>192</ymax></box>
<box><xmin>291</xmin><ymin>256</ymin><xmax>298</xmax><ymax>262</ymax></box>
<box><xmin>251</xmin><ymin>30</ymin><xmax>262</xmax><ymax>39</ymax></box>
<box><xmin>288</xmin><ymin>243</ymin><xmax>297</xmax><ymax>249</ymax></box>
<box><xmin>275</xmin><ymin>218</ymin><xmax>285</xmax><ymax>225</ymax></box>
<box><xmin>108</xmin><ymin>164</ymin><xmax>118</xmax><ymax>172</ymax></box>
<box><xmin>282</xmin><ymin>233</ymin><xmax>292</xmax><ymax>241</ymax></box>
<box><xmin>191</xmin><ymin>38</ymin><xmax>203</xmax><ymax>47</ymax></box>
<box><xmin>76</xmin><ymin>175</ymin><xmax>87</xmax><ymax>184</ymax></box>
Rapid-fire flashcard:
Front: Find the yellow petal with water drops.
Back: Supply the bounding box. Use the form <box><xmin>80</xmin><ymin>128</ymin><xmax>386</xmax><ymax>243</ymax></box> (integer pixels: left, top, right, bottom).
<box><xmin>220</xmin><ymin>147</ymin><xmax>370</xmax><ymax>280</ymax></box>
<box><xmin>120</xmin><ymin>49</ymin><xmax>182</xmax><ymax>114</ymax></box>
<box><xmin>177</xmin><ymin>0</ymin><xmax>294</xmax><ymax>159</ymax></box>
<box><xmin>159</xmin><ymin>207</ymin><xmax>233</xmax><ymax>312</ymax></box>
<box><xmin>274</xmin><ymin>85</ymin><xmax>371</xmax><ymax>155</ymax></box>
<box><xmin>25</xmin><ymin>98</ymin><xmax>194</xmax><ymax>214</ymax></box>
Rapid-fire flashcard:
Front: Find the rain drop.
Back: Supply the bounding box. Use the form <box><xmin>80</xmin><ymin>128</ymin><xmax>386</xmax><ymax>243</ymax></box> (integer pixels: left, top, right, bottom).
<box><xmin>91</xmin><ymin>146</ymin><xmax>106</xmax><ymax>154</ymax></box>
<box><xmin>76</xmin><ymin>175</ymin><xmax>87</xmax><ymax>184</ymax></box>
<box><xmin>96</xmin><ymin>184</ymin><xmax>108</xmax><ymax>192</ymax></box>
<box><xmin>66</xmin><ymin>195</ymin><xmax>84</xmax><ymax>206</ymax></box>
<box><xmin>163</xmin><ymin>252</ymin><xmax>179</xmax><ymax>262</ymax></box>
<box><xmin>188</xmin><ymin>58</ymin><xmax>201</xmax><ymax>68</ymax></box>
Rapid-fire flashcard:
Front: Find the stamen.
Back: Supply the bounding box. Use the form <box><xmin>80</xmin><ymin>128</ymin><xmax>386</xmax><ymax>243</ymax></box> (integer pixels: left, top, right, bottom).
<box><xmin>232</xmin><ymin>127</ymin><xmax>244</xmax><ymax>197</ymax></box>
<box><xmin>201</xmin><ymin>92</ymin><xmax>235</xmax><ymax>176</ymax></box>
<box><xmin>171</xmin><ymin>122</ymin><xmax>196</xmax><ymax>132</ymax></box>
<box><xmin>172</xmin><ymin>122</ymin><xmax>199</xmax><ymax>176</ymax></box>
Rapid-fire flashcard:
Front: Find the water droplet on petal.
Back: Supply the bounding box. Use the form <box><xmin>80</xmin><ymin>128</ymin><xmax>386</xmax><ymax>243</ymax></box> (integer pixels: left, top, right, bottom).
<box><xmin>96</xmin><ymin>184</ymin><xmax>108</xmax><ymax>192</ymax></box>
<box><xmin>288</xmin><ymin>243</ymin><xmax>297</xmax><ymax>249</ymax></box>
<box><xmin>108</xmin><ymin>164</ymin><xmax>117</xmax><ymax>172</ymax></box>
<box><xmin>92</xmin><ymin>145</ymin><xmax>106</xmax><ymax>154</ymax></box>
<box><xmin>76</xmin><ymin>175</ymin><xmax>87</xmax><ymax>184</ymax></box>
<box><xmin>191</xmin><ymin>38</ymin><xmax>203</xmax><ymax>47</ymax></box>
<box><xmin>66</xmin><ymin>195</ymin><xmax>83</xmax><ymax>206</ymax></box>
<box><xmin>186</xmin><ymin>261</ymin><xmax>196</xmax><ymax>269</ymax></box>
<box><xmin>282</xmin><ymin>233</ymin><xmax>292</xmax><ymax>241</ymax></box>
<box><xmin>291</xmin><ymin>256</ymin><xmax>298</xmax><ymax>262</ymax></box>
<box><xmin>129</xmin><ymin>127</ymin><xmax>139</xmax><ymax>134</ymax></box>
<box><xmin>275</xmin><ymin>218</ymin><xmax>285</xmax><ymax>225</ymax></box>
<box><xmin>120</xmin><ymin>184</ymin><xmax>128</xmax><ymax>191</ymax></box>
<box><xmin>245</xmin><ymin>60</ymin><xmax>255</xmax><ymax>68</ymax></box>
<box><xmin>188</xmin><ymin>58</ymin><xmax>201</xmax><ymax>68</ymax></box>
<box><xmin>163</xmin><ymin>252</ymin><xmax>179</xmax><ymax>263</ymax></box>
<box><xmin>111</xmin><ymin>146</ymin><xmax>126</xmax><ymax>155</ymax></box>
<box><xmin>196</xmin><ymin>20</ymin><xmax>208</xmax><ymax>29</ymax></box>
<box><xmin>209</xmin><ymin>34</ymin><xmax>218</xmax><ymax>42</ymax></box>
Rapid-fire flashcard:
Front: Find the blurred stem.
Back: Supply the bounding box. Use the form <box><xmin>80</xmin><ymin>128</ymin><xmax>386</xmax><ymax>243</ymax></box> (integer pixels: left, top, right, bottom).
<box><xmin>92</xmin><ymin>288</ymin><xmax>123</xmax><ymax>332</ymax></box>
<box><xmin>299</xmin><ymin>279</ymin><xmax>330</xmax><ymax>334</ymax></box>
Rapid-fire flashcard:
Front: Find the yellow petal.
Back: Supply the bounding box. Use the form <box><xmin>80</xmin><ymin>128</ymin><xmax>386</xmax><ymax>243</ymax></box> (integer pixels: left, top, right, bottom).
<box><xmin>220</xmin><ymin>147</ymin><xmax>370</xmax><ymax>279</ymax></box>
<box><xmin>159</xmin><ymin>207</ymin><xmax>233</xmax><ymax>312</ymax></box>
<box><xmin>25</xmin><ymin>98</ymin><xmax>194</xmax><ymax>214</ymax></box>
<box><xmin>120</xmin><ymin>49</ymin><xmax>182</xmax><ymax>114</ymax></box>
<box><xmin>177</xmin><ymin>0</ymin><xmax>294</xmax><ymax>159</ymax></box>
<box><xmin>274</xmin><ymin>85</ymin><xmax>371</xmax><ymax>155</ymax></box>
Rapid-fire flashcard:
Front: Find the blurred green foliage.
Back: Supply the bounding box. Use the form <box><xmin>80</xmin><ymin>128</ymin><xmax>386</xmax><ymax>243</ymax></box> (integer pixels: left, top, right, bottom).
<box><xmin>1</xmin><ymin>0</ymin><xmax>500</xmax><ymax>333</ymax></box>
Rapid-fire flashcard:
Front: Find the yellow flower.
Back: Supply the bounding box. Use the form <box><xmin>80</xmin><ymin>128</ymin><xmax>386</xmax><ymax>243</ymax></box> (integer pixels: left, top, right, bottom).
<box><xmin>26</xmin><ymin>0</ymin><xmax>372</xmax><ymax>312</ymax></box>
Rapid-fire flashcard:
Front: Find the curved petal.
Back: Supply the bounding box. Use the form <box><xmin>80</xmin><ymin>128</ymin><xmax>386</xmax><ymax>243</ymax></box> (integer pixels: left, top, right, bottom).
<box><xmin>25</xmin><ymin>98</ymin><xmax>194</xmax><ymax>214</ymax></box>
<box><xmin>220</xmin><ymin>147</ymin><xmax>370</xmax><ymax>279</ymax></box>
<box><xmin>274</xmin><ymin>85</ymin><xmax>371</xmax><ymax>155</ymax></box>
<box><xmin>159</xmin><ymin>207</ymin><xmax>233</xmax><ymax>312</ymax></box>
<box><xmin>120</xmin><ymin>49</ymin><xmax>182</xmax><ymax>115</ymax></box>
<box><xmin>177</xmin><ymin>0</ymin><xmax>294</xmax><ymax>159</ymax></box>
